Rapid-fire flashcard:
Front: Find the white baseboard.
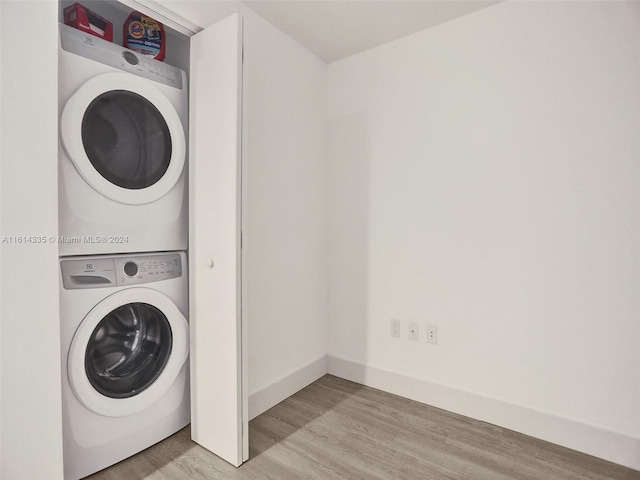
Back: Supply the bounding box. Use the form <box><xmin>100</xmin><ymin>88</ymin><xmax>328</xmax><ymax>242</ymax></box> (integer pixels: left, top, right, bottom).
<box><xmin>248</xmin><ymin>356</ymin><xmax>328</xmax><ymax>420</ymax></box>
<box><xmin>327</xmin><ymin>355</ymin><xmax>640</xmax><ymax>471</ymax></box>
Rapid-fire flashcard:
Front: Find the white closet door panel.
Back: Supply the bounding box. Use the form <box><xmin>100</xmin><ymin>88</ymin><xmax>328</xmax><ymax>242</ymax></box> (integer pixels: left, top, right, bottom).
<box><xmin>189</xmin><ymin>12</ymin><xmax>246</xmax><ymax>467</ymax></box>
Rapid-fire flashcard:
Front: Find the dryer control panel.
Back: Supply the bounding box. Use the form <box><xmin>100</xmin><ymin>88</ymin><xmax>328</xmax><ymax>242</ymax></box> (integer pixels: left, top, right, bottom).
<box><xmin>59</xmin><ymin>23</ymin><xmax>184</xmax><ymax>89</ymax></box>
<box><xmin>61</xmin><ymin>253</ymin><xmax>183</xmax><ymax>289</ymax></box>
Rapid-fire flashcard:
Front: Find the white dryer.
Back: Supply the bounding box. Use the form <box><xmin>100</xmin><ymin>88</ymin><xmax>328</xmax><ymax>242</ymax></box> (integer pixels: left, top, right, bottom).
<box><xmin>58</xmin><ymin>24</ymin><xmax>188</xmax><ymax>255</ymax></box>
<box><xmin>60</xmin><ymin>251</ymin><xmax>189</xmax><ymax>480</ymax></box>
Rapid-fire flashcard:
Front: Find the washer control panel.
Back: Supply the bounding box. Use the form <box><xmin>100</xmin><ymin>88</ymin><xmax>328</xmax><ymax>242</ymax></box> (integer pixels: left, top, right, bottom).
<box><xmin>114</xmin><ymin>254</ymin><xmax>182</xmax><ymax>286</ymax></box>
<box><xmin>61</xmin><ymin>253</ymin><xmax>183</xmax><ymax>289</ymax></box>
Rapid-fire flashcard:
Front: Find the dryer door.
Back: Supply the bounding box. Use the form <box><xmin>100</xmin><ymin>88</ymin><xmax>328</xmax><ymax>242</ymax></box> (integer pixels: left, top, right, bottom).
<box><xmin>68</xmin><ymin>288</ymin><xmax>189</xmax><ymax>417</ymax></box>
<box><xmin>60</xmin><ymin>72</ymin><xmax>186</xmax><ymax>205</ymax></box>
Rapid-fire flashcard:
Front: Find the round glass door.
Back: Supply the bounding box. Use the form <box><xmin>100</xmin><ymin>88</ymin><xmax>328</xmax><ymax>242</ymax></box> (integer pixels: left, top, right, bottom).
<box><xmin>60</xmin><ymin>72</ymin><xmax>186</xmax><ymax>205</ymax></box>
<box><xmin>68</xmin><ymin>288</ymin><xmax>189</xmax><ymax>417</ymax></box>
<box><xmin>82</xmin><ymin>91</ymin><xmax>172</xmax><ymax>190</ymax></box>
<box><xmin>85</xmin><ymin>302</ymin><xmax>173</xmax><ymax>399</ymax></box>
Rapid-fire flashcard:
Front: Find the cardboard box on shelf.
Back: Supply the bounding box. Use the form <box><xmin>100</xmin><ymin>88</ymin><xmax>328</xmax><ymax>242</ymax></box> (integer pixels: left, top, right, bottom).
<box><xmin>63</xmin><ymin>3</ymin><xmax>114</xmax><ymax>42</ymax></box>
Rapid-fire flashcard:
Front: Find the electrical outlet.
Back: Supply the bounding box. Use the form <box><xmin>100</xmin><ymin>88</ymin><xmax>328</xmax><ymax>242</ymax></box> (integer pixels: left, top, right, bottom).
<box><xmin>390</xmin><ymin>319</ymin><xmax>401</xmax><ymax>338</ymax></box>
<box><xmin>426</xmin><ymin>324</ymin><xmax>438</xmax><ymax>344</ymax></box>
<box><xmin>408</xmin><ymin>322</ymin><xmax>419</xmax><ymax>341</ymax></box>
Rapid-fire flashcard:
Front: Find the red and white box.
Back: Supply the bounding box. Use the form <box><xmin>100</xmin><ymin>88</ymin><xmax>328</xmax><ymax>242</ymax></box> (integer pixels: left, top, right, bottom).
<box><xmin>64</xmin><ymin>3</ymin><xmax>114</xmax><ymax>42</ymax></box>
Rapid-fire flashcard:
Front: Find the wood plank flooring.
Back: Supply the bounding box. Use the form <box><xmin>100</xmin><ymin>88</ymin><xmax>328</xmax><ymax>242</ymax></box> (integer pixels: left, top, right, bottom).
<box><xmin>88</xmin><ymin>375</ymin><xmax>640</xmax><ymax>480</ymax></box>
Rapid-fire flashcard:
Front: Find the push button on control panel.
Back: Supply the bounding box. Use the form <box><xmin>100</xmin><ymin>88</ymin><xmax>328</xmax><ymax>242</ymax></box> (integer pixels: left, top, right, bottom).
<box><xmin>122</xmin><ymin>50</ymin><xmax>139</xmax><ymax>65</ymax></box>
<box><xmin>123</xmin><ymin>261</ymin><xmax>138</xmax><ymax>277</ymax></box>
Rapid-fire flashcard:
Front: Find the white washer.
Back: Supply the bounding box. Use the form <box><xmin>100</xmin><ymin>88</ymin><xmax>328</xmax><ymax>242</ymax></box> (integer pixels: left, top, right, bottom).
<box><xmin>58</xmin><ymin>24</ymin><xmax>188</xmax><ymax>255</ymax></box>
<box><xmin>60</xmin><ymin>251</ymin><xmax>189</xmax><ymax>480</ymax></box>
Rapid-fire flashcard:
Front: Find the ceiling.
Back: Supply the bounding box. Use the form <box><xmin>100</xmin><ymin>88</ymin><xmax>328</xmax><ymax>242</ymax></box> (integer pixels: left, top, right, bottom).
<box><xmin>240</xmin><ymin>0</ymin><xmax>501</xmax><ymax>63</ymax></box>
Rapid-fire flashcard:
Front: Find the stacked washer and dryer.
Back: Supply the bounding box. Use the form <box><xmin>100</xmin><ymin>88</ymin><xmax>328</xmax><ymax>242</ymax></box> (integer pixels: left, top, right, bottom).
<box><xmin>58</xmin><ymin>23</ymin><xmax>190</xmax><ymax>479</ymax></box>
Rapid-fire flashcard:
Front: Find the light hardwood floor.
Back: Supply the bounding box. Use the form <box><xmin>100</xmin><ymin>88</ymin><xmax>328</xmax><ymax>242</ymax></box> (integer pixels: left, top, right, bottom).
<box><xmin>88</xmin><ymin>375</ymin><xmax>640</xmax><ymax>480</ymax></box>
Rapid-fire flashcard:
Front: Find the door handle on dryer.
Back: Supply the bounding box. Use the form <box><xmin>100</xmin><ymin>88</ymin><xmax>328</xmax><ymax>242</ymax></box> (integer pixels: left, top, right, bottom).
<box><xmin>208</xmin><ymin>259</ymin><xmax>215</xmax><ymax>269</ymax></box>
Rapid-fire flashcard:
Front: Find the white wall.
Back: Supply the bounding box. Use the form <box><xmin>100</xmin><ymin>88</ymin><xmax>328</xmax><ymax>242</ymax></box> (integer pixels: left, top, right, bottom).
<box><xmin>159</xmin><ymin>1</ymin><xmax>329</xmax><ymax>402</ymax></box>
<box><xmin>241</xmin><ymin>10</ymin><xmax>328</xmax><ymax>398</ymax></box>
<box><xmin>0</xmin><ymin>1</ymin><xmax>64</xmax><ymax>479</ymax></box>
<box><xmin>328</xmin><ymin>0</ymin><xmax>640</xmax><ymax>466</ymax></box>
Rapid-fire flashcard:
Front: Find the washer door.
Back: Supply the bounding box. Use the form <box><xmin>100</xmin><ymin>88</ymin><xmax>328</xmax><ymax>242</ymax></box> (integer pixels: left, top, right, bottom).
<box><xmin>68</xmin><ymin>288</ymin><xmax>189</xmax><ymax>417</ymax></box>
<box><xmin>60</xmin><ymin>72</ymin><xmax>186</xmax><ymax>205</ymax></box>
